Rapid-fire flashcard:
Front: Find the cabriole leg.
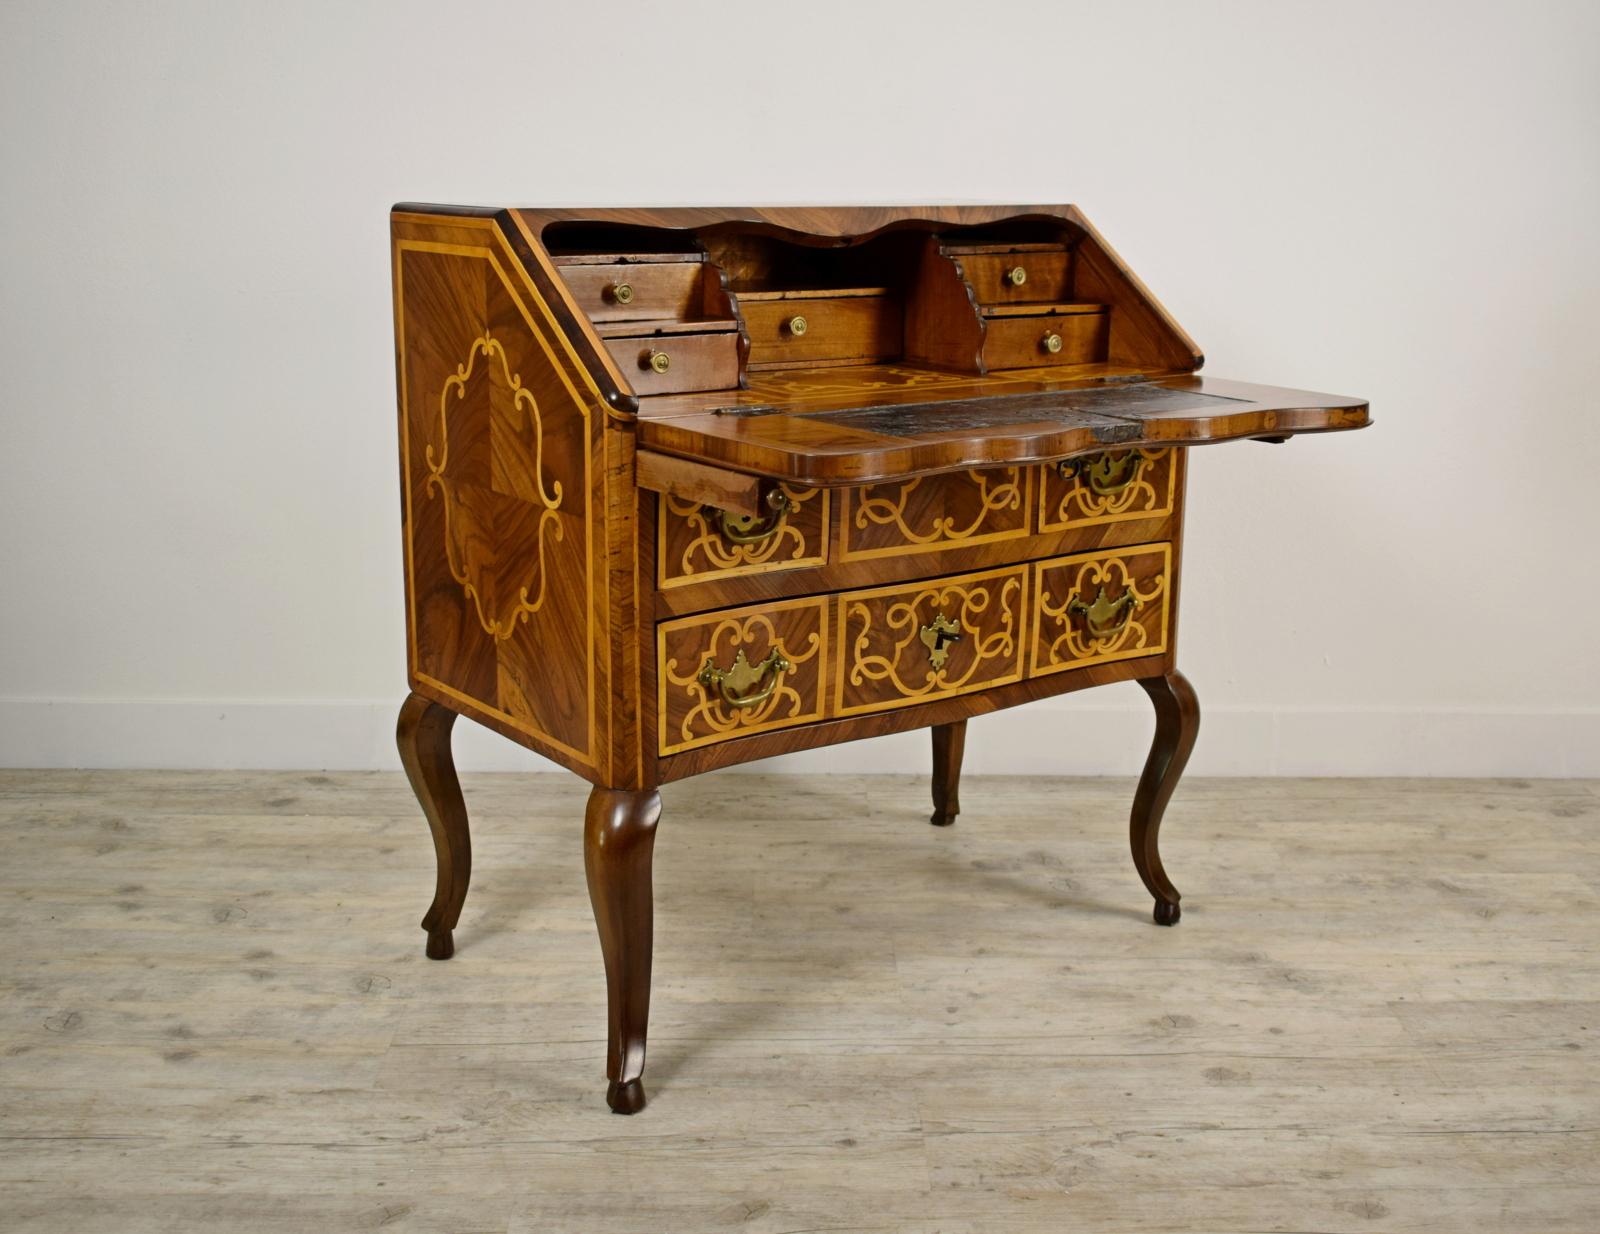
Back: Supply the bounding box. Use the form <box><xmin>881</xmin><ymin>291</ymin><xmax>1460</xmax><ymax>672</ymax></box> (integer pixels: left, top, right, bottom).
<box><xmin>584</xmin><ymin>786</ymin><xmax>662</xmax><ymax>1114</ymax></box>
<box><xmin>396</xmin><ymin>692</ymin><xmax>471</xmax><ymax>960</ymax></box>
<box><xmin>1132</xmin><ymin>671</ymin><xmax>1200</xmax><ymax>926</ymax></box>
<box><xmin>930</xmin><ymin>720</ymin><xmax>967</xmax><ymax>827</ymax></box>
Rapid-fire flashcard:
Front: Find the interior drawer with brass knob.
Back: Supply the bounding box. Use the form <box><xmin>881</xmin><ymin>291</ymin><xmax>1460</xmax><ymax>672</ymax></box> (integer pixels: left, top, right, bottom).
<box><xmin>658</xmin><ymin>483</ymin><xmax>829</xmax><ymax>588</ymax></box>
<box><xmin>834</xmin><ymin>563</ymin><xmax>1027</xmax><ymax>717</ymax></box>
<box><xmin>552</xmin><ymin>254</ymin><xmax>707</xmax><ymax>323</ymax></box>
<box><xmin>599</xmin><ymin>320</ymin><xmax>741</xmax><ymax>395</ymax></box>
<box><xmin>980</xmin><ymin>304</ymin><xmax>1110</xmax><ymax>370</ymax></box>
<box><xmin>943</xmin><ymin>242</ymin><xmax>1072</xmax><ymax>306</ymax></box>
<box><xmin>1030</xmin><ymin>542</ymin><xmax>1171</xmax><ymax>678</ymax></box>
<box><xmin>1038</xmin><ymin>448</ymin><xmax>1176</xmax><ymax>533</ymax></box>
<box><xmin>657</xmin><ymin>595</ymin><xmax>827</xmax><ymax>754</ymax></box>
<box><xmin>739</xmin><ymin>288</ymin><xmax>902</xmax><ymax>369</ymax></box>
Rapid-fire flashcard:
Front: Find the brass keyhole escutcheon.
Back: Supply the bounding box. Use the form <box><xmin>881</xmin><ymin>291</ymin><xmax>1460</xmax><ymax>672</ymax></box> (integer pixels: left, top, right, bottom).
<box><xmin>1006</xmin><ymin>265</ymin><xmax>1027</xmax><ymax>287</ymax></box>
<box><xmin>647</xmin><ymin>349</ymin><xmax>671</xmax><ymax>374</ymax></box>
<box><xmin>610</xmin><ymin>282</ymin><xmax>635</xmax><ymax>305</ymax></box>
<box><xmin>786</xmin><ymin>315</ymin><xmax>808</xmax><ymax>337</ymax></box>
<box><xmin>1042</xmin><ymin>332</ymin><xmax>1064</xmax><ymax>354</ymax></box>
<box><xmin>919</xmin><ymin>612</ymin><xmax>963</xmax><ymax>671</ymax></box>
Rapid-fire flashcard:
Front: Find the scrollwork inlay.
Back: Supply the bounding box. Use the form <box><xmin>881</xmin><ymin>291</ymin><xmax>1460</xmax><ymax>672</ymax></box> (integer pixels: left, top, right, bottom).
<box><xmin>425</xmin><ymin>333</ymin><xmax>564</xmax><ymax>642</ymax></box>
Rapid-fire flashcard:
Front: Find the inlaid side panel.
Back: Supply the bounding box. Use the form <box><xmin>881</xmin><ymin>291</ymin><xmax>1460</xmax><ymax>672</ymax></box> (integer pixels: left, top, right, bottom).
<box><xmin>1038</xmin><ymin>449</ymin><xmax>1175</xmax><ymax>532</ymax></box>
<box><xmin>840</xmin><ymin>468</ymin><xmax>1031</xmax><ymax>561</ymax></box>
<box><xmin>657</xmin><ymin>597</ymin><xmax>827</xmax><ymax>755</ymax></box>
<box><xmin>1031</xmin><ymin>544</ymin><xmax>1171</xmax><ymax>676</ymax></box>
<box><xmin>394</xmin><ymin>215</ymin><xmax>601</xmax><ymax>772</ymax></box>
<box><xmin>835</xmin><ymin>565</ymin><xmax>1028</xmax><ymax>717</ymax></box>
<box><xmin>657</xmin><ymin>484</ymin><xmax>828</xmax><ymax>588</ymax></box>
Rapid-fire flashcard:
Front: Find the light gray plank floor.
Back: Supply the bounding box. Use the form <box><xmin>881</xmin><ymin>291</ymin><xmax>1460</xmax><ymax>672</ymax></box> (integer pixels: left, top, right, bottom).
<box><xmin>1</xmin><ymin>771</ymin><xmax>1596</xmax><ymax>1233</ymax></box>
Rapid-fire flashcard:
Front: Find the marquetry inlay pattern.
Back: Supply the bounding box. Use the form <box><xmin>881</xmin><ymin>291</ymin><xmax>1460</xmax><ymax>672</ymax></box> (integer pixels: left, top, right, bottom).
<box><xmin>1038</xmin><ymin>447</ymin><xmax>1175</xmax><ymax>532</ymax></box>
<box><xmin>657</xmin><ymin>598</ymin><xmax>827</xmax><ymax>754</ymax></box>
<box><xmin>841</xmin><ymin>468</ymin><xmax>1031</xmax><ymax>561</ymax></box>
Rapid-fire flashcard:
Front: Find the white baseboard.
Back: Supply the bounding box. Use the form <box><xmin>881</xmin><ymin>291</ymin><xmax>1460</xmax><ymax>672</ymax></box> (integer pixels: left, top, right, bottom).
<box><xmin>1</xmin><ymin>694</ymin><xmax>1595</xmax><ymax>777</ymax></box>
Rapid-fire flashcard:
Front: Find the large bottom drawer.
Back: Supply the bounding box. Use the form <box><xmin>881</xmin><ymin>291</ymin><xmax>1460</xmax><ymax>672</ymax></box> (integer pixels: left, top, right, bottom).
<box><xmin>656</xmin><ymin>544</ymin><xmax>1172</xmax><ymax>755</ymax></box>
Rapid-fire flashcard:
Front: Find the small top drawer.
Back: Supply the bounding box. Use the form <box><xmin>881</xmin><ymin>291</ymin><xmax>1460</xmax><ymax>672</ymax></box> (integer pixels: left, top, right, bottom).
<box><xmin>945</xmin><ymin>243</ymin><xmax>1071</xmax><ymax>306</ymax></box>
<box><xmin>842</xmin><ymin>467</ymin><xmax>1030</xmax><ymax>562</ymax></box>
<box><xmin>556</xmin><ymin>255</ymin><xmax>706</xmax><ymax>323</ymax></box>
<box><xmin>658</xmin><ymin>483</ymin><xmax>828</xmax><ymax>588</ymax></box>
<box><xmin>1039</xmin><ymin>448</ymin><xmax>1176</xmax><ymax>532</ymax></box>
<box><xmin>741</xmin><ymin>289</ymin><xmax>902</xmax><ymax>368</ymax></box>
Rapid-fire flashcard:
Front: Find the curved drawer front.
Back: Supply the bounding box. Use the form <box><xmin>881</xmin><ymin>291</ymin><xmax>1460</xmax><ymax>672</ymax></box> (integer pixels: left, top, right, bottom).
<box><xmin>835</xmin><ymin>564</ymin><xmax>1027</xmax><ymax>717</ymax></box>
<box><xmin>658</xmin><ymin>484</ymin><xmax>828</xmax><ymax>588</ymax></box>
<box><xmin>658</xmin><ymin>597</ymin><xmax>827</xmax><ymax>755</ymax></box>
<box><xmin>1038</xmin><ymin>448</ymin><xmax>1175</xmax><ymax>533</ymax></box>
<box><xmin>841</xmin><ymin>468</ymin><xmax>1031</xmax><ymax>562</ymax></box>
<box><xmin>1031</xmin><ymin>544</ymin><xmax>1172</xmax><ymax>676</ymax></box>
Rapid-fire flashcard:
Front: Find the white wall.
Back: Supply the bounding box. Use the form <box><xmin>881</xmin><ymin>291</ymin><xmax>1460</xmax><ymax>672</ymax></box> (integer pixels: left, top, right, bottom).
<box><xmin>2</xmin><ymin>0</ymin><xmax>1597</xmax><ymax>775</ymax></box>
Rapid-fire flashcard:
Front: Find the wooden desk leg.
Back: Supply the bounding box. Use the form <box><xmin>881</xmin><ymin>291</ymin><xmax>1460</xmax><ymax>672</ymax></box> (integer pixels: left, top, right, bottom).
<box><xmin>584</xmin><ymin>786</ymin><xmax>662</xmax><ymax>1114</ymax></box>
<box><xmin>930</xmin><ymin>720</ymin><xmax>967</xmax><ymax>827</ymax></box>
<box><xmin>396</xmin><ymin>693</ymin><xmax>471</xmax><ymax>961</ymax></box>
<box><xmin>1132</xmin><ymin>671</ymin><xmax>1199</xmax><ymax>926</ymax></box>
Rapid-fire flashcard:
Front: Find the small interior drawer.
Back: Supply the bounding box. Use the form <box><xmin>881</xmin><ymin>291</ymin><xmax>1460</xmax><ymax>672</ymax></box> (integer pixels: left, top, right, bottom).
<box><xmin>602</xmin><ymin>324</ymin><xmax>740</xmax><ymax>395</ymax></box>
<box><xmin>946</xmin><ymin>244</ymin><xmax>1071</xmax><ymax>306</ymax></box>
<box><xmin>1031</xmin><ymin>543</ymin><xmax>1171</xmax><ymax>677</ymax></box>
<box><xmin>657</xmin><ymin>596</ymin><xmax>827</xmax><ymax>754</ymax></box>
<box><xmin>981</xmin><ymin>305</ymin><xmax>1109</xmax><ymax>370</ymax></box>
<box><xmin>558</xmin><ymin>256</ymin><xmax>704</xmax><ymax>323</ymax></box>
<box><xmin>834</xmin><ymin>564</ymin><xmax>1027</xmax><ymax>717</ymax></box>
<box><xmin>741</xmin><ymin>289</ymin><xmax>902</xmax><ymax>368</ymax></box>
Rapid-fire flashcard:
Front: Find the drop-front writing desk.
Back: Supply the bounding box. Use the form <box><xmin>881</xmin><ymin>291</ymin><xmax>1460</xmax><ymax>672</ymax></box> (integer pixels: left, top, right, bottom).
<box><xmin>390</xmin><ymin>204</ymin><xmax>1368</xmax><ymax>1112</ymax></box>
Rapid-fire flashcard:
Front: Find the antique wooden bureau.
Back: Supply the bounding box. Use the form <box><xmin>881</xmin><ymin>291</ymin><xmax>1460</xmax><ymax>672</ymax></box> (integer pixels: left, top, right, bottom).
<box><xmin>389</xmin><ymin>204</ymin><xmax>1367</xmax><ymax>1113</ymax></box>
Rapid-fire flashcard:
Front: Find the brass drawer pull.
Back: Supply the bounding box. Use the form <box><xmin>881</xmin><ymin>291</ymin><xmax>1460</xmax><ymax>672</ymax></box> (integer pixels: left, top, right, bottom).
<box><xmin>919</xmin><ymin>612</ymin><xmax>963</xmax><ymax>669</ymax></box>
<box><xmin>698</xmin><ymin>647</ymin><xmax>791</xmax><ymax>710</ymax></box>
<box><xmin>713</xmin><ymin>487</ymin><xmax>792</xmax><ymax>545</ymax></box>
<box><xmin>786</xmin><ymin>314</ymin><xmax>808</xmax><ymax>337</ymax></box>
<box><xmin>1042</xmin><ymin>331</ymin><xmax>1063</xmax><ymax>354</ymax></box>
<box><xmin>647</xmin><ymin>349</ymin><xmax>671</xmax><ymax>374</ymax></box>
<box><xmin>1006</xmin><ymin>265</ymin><xmax>1027</xmax><ymax>287</ymax></box>
<box><xmin>1067</xmin><ymin>586</ymin><xmax>1139</xmax><ymax>638</ymax></box>
<box><xmin>609</xmin><ymin>282</ymin><xmax>635</xmax><ymax>305</ymax></box>
<box><xmin>1058</xmin><ymin>451</ymin><xmax>1144</xmax><ymax>496</ymax></box>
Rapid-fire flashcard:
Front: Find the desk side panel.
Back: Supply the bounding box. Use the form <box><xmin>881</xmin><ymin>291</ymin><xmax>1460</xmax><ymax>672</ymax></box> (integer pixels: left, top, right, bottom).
<box><xmin>392</xmin><ymin>211</ymin><xmax>612</xmax><ymax>780</ymax></box>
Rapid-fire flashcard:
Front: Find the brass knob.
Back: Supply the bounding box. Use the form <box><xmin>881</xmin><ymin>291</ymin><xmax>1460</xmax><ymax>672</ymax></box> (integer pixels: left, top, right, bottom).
<box><xmin>647</xmin><ymin>349</ymin><xmax>671</xmax><ymax>374</ymax></box>
<box><xmin>1006</xmin><ymin>266</ymin><xmax>1027</xmax><ymax>287</ymax></box>
<box><xmin>1042</xmin><ymin>332</ymin><xmax>1063</xmax><ymax>354</ymax></box>
<box><xmin>786</xmin><ymin>315</ymin><xmax>808</xmax><ymax>337</ymax></box>
<box><xmin>609</xmin><ymin>282</ymin><xmax>635</xmax><ymax>305</ymax></box>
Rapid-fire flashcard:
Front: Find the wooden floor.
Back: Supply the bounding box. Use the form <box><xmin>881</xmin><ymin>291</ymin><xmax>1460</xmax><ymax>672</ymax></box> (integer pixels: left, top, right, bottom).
<box><xmin>1</xmin><ymin>771</ymin><xmax>1596</xmax><ymax>1233</ymax></box>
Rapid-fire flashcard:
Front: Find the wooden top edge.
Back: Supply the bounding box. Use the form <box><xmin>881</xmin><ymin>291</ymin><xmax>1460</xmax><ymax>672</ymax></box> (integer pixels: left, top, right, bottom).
<box><xmin>394</xmin><ymin>203</ymin><xmax>1085</xmax><ymax>238</ymax></box>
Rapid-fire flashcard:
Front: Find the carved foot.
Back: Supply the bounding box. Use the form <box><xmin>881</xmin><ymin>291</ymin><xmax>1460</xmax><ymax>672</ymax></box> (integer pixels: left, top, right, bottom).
<box><xmin>1132</xmin><ymin>671</ymin><xmax>1199</xmax><ymax>926</ymax></box>
<box><xmin>585</xmin><ymin>786</ymin><xmax>662</xmax><ymax>1114</ymax></box>
<box><xmin>606</xmin><ymin>1078</ymin><xmax>647</xmax><ymax>1115</ymax></box>
<box><xmin>930</xmin><ymin>720</ymin><xmax>967</xmax><ymax>827</ymax></box>
<box><xmin>397</xmin><ymin>693</ymin><xmax>472</xmax><ymax>960</ymax></box>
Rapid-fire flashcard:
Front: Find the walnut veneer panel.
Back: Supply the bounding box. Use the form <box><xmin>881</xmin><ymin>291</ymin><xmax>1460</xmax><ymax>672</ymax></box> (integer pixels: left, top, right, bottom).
<box><xmin>840</xmin><ymin>468</ymin><xmax>1031</xmax><ymax>561</ymax></box>
<box><xmin>392</xmin><ymin>213</ymin><xmax>602</xmax><ymax>776</ymax></box>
